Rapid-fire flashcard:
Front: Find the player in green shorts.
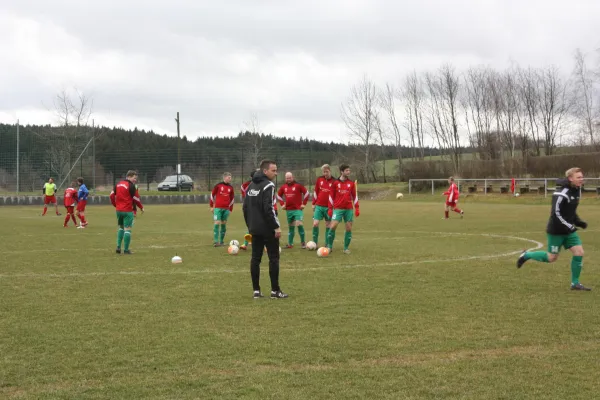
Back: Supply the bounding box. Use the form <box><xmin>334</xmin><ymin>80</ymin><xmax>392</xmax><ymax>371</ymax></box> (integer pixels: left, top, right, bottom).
<box><xmin>277</xmin><ymin>172</ymin><xmax>309</xmax><ymax>248</ymax></box>
<box><xmin>210</xmin><ymin>173</ymin><xmax>235</xmax><ymax>246</ymax></box>
<box><xmin>517</xmin><ymin>167</ymin><xmax>591</xmax><ymax>291</ymax></box>
<box><xmin>326</xmin><ymin>164</ymin><xmax>359</xmax><ymax>254</ymax></box>
<box><xmin>311</xmin><ymin>164</ymin><xmax>335</xmax><ymax>246</ymax></box>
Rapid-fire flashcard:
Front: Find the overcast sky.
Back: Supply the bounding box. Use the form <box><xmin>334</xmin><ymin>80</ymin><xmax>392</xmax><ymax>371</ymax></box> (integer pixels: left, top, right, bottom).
<box><xmin>1</xmin><ymin>0</ymin><xmax>599</xmax><ymax>143</ymax></box>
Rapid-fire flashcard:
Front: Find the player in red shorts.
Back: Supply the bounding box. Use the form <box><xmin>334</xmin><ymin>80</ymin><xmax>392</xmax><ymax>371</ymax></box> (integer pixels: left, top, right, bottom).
<box><xmin>63</xmin><ymin>181</ymin><xmax>79</xmax><ymax>227</ymax></box>
<box><xmin>41</xmin><ymin>177</ymin><xmax>61</xmax><ymax>216</ymax></box>
<box><xmin>443</xmin><ymin>176</ymin><xmax>463</xmax><ymax>219</ymax></box>
<box><xmin>75</xmin><ymin>177</ymin><xmax>89</xmax><ymax>228</ymax></box>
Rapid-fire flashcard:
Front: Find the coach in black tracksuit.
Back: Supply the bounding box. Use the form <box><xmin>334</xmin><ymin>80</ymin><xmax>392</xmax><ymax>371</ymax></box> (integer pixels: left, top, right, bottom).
<box><xmin>243</xmin><ymin>160</ymin><xmax>289</xmax><ymax>299</ymax></box>
<box><xmin>517</xmin><ymin>168</ymin><xmax>590</xmax><ymax>291</ymax></box>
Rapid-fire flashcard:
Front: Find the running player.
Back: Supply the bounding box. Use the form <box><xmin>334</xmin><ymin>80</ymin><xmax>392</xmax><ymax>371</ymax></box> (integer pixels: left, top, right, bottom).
<box><xmin>63</xmin><ymin>181</ymin><xmax>78</xmax><ymax>227</ymax></box>
<box><xmin>443</xmin><ymin>176</ymin><xmax>463</xmax><ymax>219</ymax></box>
<box><xmin>326</xmin><ymin>164</ymin><xmax>359</xmax><ymax>254</ymax></box>
<box><xmin>75</xmin><ymin>177</ymin><xmax>89</xmax><ymax>228</ymax></box>
<box><xmin>516</xmin><ymin>168</ymin><xmax>591</xmax><ymax>291</ymax></box>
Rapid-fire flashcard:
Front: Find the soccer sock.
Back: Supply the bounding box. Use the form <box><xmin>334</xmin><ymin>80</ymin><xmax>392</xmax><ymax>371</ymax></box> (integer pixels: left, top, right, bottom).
<box><xmin>325</xmin><ymin>227</ymin><xmax>330</xmax><ymax>243</ymax></box>
<box><xmin>312</xmin><ymin>226</ymin><xmax>319</xmax><ymax>243</ymax></box>
<box><xmin>42</xmin><ymin>207</ymin><xmax>47</xmax><ymax>215</ymax></box>
<box><xmin>298</xmin><ymin>225</ymin><xmax>305</xmax><ymax>242</ymax></box>
<box><xmin>117</xmin><ymin>228</ymin><xmax>124</xmax><ymax>249</ymax></box>
<box><xmin>525</xmin><ymin>251</ymin><xmax>549</xmax><ymax>263</ymax></box>
<box><xmin>64</xmin><ymin>214</ymin><xmax>70</xmax><ymax>226</ymax></box>
<box><xmin>444</xmin><ymin>211</ymin><xmax>449</xmax><ymax>218</ymax></box>
<box><xmin>453</xmin><ymin>207</ymin><xmax>462</xmax><ymax>214</ymax></box>
<box><xmin>219</xmin><ymin>225</ymin><xmax>227</xmax><ymax>243</ymax></box>
<box><xmin>288</xmin><ymin>226</ymin><xmax>296</xmax><ymax>245</ymax></box>
<box><xmin>124</xmin><ymin>231</ymin><xmax>131</xmax><ymax>251</ymax></box>
<box><xmin>71</xmin><ymin>214</ymin><xmax>77</xmax><ymax>225</ymax></box>
<box><xmin>213</xmin><ymin>224</ymin><xmax>219</xmax><ymax>243</ymax></box>
<box><xmin>244</xmin><ymin>232</ymin><xmax>249</xmax><ymax>247</ymax></box>
<box><xmin>327</xmin><ymin>229</ymin><xmax>336</xmax><ymax>248</ymax></box>
<box><xmin>344</xmin><ymin>231</ymin><xmax>352</xmax><ymax>250</ymax></box>
<box><xmin>571</xmin><ymin>256</ymin><xmax>583</xmax><ymax>285</ymax></box>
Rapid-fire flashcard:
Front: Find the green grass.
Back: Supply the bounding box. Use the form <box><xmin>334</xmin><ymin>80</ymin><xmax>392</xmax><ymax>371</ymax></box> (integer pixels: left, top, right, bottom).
<box><xmin>1</xmin><ymin>201</ymin><xmax>600</xmax><ymax>399</ymax></box>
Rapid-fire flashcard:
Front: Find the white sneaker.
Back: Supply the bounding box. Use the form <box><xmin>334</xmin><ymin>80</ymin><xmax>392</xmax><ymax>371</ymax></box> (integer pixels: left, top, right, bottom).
<box><xmin>77</xmin><ymin>225</ymin><xmax>85</xmax><ymax>229</ymax></box>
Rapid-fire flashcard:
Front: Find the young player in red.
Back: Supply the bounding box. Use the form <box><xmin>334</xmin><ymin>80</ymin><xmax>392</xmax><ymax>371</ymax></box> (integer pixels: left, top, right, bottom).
<box><xmin>75</xmin><ymin>177</ymin><xmax>89</xmax><ymax>228</ymax></box>
<box><xmin>443</xmin><ymin>176</ymin><xmax>463</xmax><ymax>219</ymax></box>
<box><xmin>110</xmin><ymin>170</ymin><xmax>144</xmax><ymax>254</ymax></box>
<box><xmin>277</xmin><ymin>172</ymin><xmax>309</xmax><ymax>248</ymax></box>
<box><xmin>42</xmin><ymin>177</ymin><xmax>61</xmax><ymax>216</ymax></box>
<box><xmin>326</xmin><ymin>164</ymin><xmax>359</xmax><ymax>254</ymax></box>
<box><xmin>312</xmin><ymin>164</ymin><xmax>335</xmax><ymax>246</ymax></box>
<box><xmin>210</xmin><ymin>172</ymin><xmax>235</xmax><ymax>247</ymax></box>
<box><xmin>63</xmin><ymin>182</ymin><xmax>79</xmax><ymax>227</ymax></box>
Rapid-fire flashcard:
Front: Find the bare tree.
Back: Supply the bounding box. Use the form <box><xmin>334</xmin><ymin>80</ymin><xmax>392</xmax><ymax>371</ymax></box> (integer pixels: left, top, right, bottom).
<box><xmin>462</xmin><ymin>66</ymin><xmax>497</xmax><ymax>160</ymax></box>
<box><xmin>380</xmin><ymin>82</ymin><xmax>403</xmax><ymax>179</ymax></box>
<box><xmin>539</xmin><ymin>65</ymin><xmax>571</xmax><ymax>155</ymax></box>
<box><xmin>341</xmin><ymin>75</ymin><xmax>379</xmax><ymax>183</ymax></box>
<box><xmin>572</xmin><ymin>49</ymin><xmax>599</xmax><ymax>149</ymax></box>
<box><xmin>242</xmin><ymin>113</ymin><xmax>263</xmax><ymax>169</ymax></box>
<box><xmin>517</xmin><ymin>67</ymin><xmax>543</xmax><ymax>156</ymax></box>
<box><xmin>425</xmin><ymin>64</ymin><xmax>462</xmax><ymax>174</ymax></box>
<box><xmin>402</xmin><ymin>71</ymin><xmax>426</xmax><ymax>160</ymax></box>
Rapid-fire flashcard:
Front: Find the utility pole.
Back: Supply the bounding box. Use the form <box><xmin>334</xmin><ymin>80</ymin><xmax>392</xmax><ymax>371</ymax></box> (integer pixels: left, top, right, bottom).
<box><xmin>175</xmin><ymin>112</ymin><xmax>181</xmax><ymax>192</ymax></box>
<box><xmin>92</xmin><ymin>119</ymin><xmax>95</xmax><ymax>194</ymax></box>
<box><xmin>16</xmin><ymin>119</ymin><xmax>19</xmax><ymax>195</ymax></box>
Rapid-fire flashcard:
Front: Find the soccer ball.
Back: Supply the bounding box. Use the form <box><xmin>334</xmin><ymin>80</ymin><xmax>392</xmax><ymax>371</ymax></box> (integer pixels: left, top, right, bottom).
<box><xmin>229</xmin><ymin>239</ymin><xmax>240</xmax><ymax>247</ymax></box>
<box><xmin>171</xmin><ymin>255</ymin><xmax>182</xmax><ymax>264</ymax></box>
<box><xmin>306</xmin><ymin>241</ymin><xmax>317</xmax><ymax>250</ymax></box>
<box><xmin>396</xmin><ymin>193</ymin><xmax>404</xmax><ymax>199</ymax></box>
<box><xmin>515</xmin><ymin>193</ymin><xmax>520</xmax><ymax>197</ymax></box>
<box><xmin>317</xmin><ymin>247</ymin><xmax>330</xmax><ymax>257</ymax></box>
<box><xmin>228</xmin><ymin>245</ymin><xmax>239</xmax><ymax>255</ymax></box>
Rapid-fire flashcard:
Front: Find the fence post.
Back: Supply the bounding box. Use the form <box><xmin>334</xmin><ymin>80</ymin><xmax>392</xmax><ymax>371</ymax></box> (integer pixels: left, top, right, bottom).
<box><xmin>408</xmin><ymin>179</ymin><xmax>411</xmax><ymax>195</ymax></box>
<box><xmin>544</xmin><ymin>179</ymin><xmax>547</xmax><ymax>198</ymax></box>
<box><xmin>484</xmin><ymin>179</ymin><xmax>487</xmax><ymax>195</ymax></box>
<box><xmin>431</xmin><ymin>180</ymin><xmax>434</xmax><ymax>195</ymax></box>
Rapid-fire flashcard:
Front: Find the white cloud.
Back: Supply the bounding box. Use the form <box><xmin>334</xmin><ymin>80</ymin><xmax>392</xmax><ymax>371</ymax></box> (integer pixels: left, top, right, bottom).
<box><xmin>1</xmin><ymin>0</ymin><xmax>599</xmax><ymax>142</ymax></box>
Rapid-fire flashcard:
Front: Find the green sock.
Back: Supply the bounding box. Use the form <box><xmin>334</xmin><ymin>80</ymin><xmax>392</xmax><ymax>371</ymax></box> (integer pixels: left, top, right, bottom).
<box><xmin>288</xmin><ymin>226</ymin><xmax>296</xmax><ymax>245</ymax></box>
<box><xmin>116</xmin><ymin>228</ymin><xmax>124</xmax><ymax>249</ymax></box>
<box><xmin>244</xmin><ymin>233</ymin><xmax>249</xmax><ymax>247</ymax></box>
<box><xmin>213</xmin><ymin>224</ymin><xmax>219</xmax><ymax>243</ymax></box>
<box><xmin>298</xmin><ymin>225</ymin><xmax>305</xmax><ymax>243</ymax></box>
<box><xmin>327</xmin><ymin>229</ymin><xmax>336</xmax><ymax>248</ymax></box>
<box><xmin>325</xmin><ymin>227</ymin><xmax>330</xmax><ymax>244</ymax></box>
<box><xmin>571</xmin><ymin>256</ymin><xmax>583</xmax><ymax>285</ymax></box>
<box><xmin>525</xmin><ymin>251</ymin><xmax>549</xmax><ymax>263</ymax></box>
<box><xmin>344</xmin><ymin>231</ymin><xmax>352</xmax><ymax>250</ymax></box>
<box><xmin>124</xmin><ymin>231</ymin><xmax>131</xmax><ymax>251</ymax></box>
<box><xmin>312</xmin><ymin>226</ymin><xmax>319</xmax><ymax>243</ymax></box>
<box><xmin>219</xmin><ymin>224</ymin><xmax>227</xmax><ymax>243</ymax></box>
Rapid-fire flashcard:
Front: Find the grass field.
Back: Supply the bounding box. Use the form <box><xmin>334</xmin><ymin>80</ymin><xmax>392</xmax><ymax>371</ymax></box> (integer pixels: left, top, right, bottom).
<box><xmin>1</xmin><ymin>199</ymin><xmax>600</xmax><ymax>399</ymax></box>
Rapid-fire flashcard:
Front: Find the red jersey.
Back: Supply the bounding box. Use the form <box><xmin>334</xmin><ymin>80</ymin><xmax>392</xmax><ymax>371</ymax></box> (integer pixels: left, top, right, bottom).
<box><xmin>110</xmin><ymin>179</ymin><xmax>143</xmax><ymax>212</ymax></box>
<box><xmin>277</xmin><ymin>182</ymin><xmax>309</xmax><ymax>210</ymax></box>
<box><xmin>240</xmin><ymin>180</ymin><xmax>251</xmax><ymax>199</ymax></box>
<box><xmin>210</xmin><ymin>182</ymin><xmax>234</xmax><ymax>211</ymax></box>
<box><xmin>329</xmin><ymin>178</ymin><xmax>359</xmax><ymax>211</ymax></box>
<box><xmin>63</xmin><ymin>187</ymin><xmax>78</xmax><ymax>207</ymax></box>
<box><xmin>444</xmin><ymin>183</ymin><xmax>459</xmax><ymax>203</ymax></box>
<box><xmin>312</xmin><ymin>176</ymin><xmax>335</xmax><ymax>207</ymax></box>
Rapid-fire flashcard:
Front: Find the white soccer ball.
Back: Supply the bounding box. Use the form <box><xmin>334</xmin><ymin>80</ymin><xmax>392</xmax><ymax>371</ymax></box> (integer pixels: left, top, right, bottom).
<box><xmin>228</xmin><ymin>245</ymin><xmax>239</xmax><ymax>255</ymax></box>
<box><xmin>396</xmin><ymin>192</ymin><xmax>404</xmax><ymax>199</ymax></box>
<box><xmin>317</xmin><ymin>247</ymin><xmax>330</xmax><ymax>257</ymax></box>
<box><xmin>229</xmin><ymin>239</ymin><xmax>240</xmax><ymax>247</ymax></box>
<box><xmin>515</xmin><ymin>193</ymin><xmax>520</xmax><ymax>197</ymax></box>
<box><xmin>306</xmin><ymin>241</ymin><xmax>317</xmax><ymax>250</ymax></box>
<box><xmin>171</xmin><ymin>256</ymin><xmax>182</xmax><ymax>264</ymax></box>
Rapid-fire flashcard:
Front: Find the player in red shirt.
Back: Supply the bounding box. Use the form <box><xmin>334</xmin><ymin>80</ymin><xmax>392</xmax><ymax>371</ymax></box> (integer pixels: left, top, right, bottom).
<box><xmin>63</xmin><ymin>181</ymin><xmax>79</xmax><ymax>227</ymax></box>
<box><xmin>210</xmin><ymin>172</ymin><xmax>235</xmax><ymax>247</ymax></box>
<box><xmin>312</xmin><ymin>164</ymin><xmax>335</xmax><ymax>246</ymax></box>
<box><xmin>443</xmin><ymin>176</ymin><xmax>463</xmax><ymax>219</ymax></box>
<box><xmin>326</xmin><ymin>164</ymin><xmax>359</xmax><ymax>254</ymax></box>
<box><xmin>277</xmin><ymin>172</ymin><xmax>309</xmax><ymax>248</ymax></box>
<box><xmin>110</xmin><ymin>170</ymin><xmax>144</xmax><ymax>254</ymax></box>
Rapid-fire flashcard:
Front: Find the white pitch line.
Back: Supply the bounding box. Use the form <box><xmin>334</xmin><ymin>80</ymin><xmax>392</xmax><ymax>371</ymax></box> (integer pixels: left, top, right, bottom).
<box><xmin>0</xmin><ymin>233</ymin><xmax>543</xmax><ymax>279</ymax></box>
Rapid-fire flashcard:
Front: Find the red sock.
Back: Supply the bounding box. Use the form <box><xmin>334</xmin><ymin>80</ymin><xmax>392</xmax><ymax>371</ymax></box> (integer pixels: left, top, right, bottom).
<box><xmin>64</xmin><ymin>214</ymin><xmax>70</xmax><ymax>225</ymax></box>
<box><xmin>444</xmin><ymin>211</ymin><xmax>449</xmax><ymax>218</ymax></box>
<box><xmin>71</xmin><ymin>214</ymin><xmax>77</xmax><ymax>225</ymax></box>
<box><xmin>453</xmin><ymin>208</ymin><xmax>462</xmax><ymax>214</ymax></box>
<box><xmin>43</xmin><ymin>207</ymin><xmax>47</xmax><ymax>215</ymax></box>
